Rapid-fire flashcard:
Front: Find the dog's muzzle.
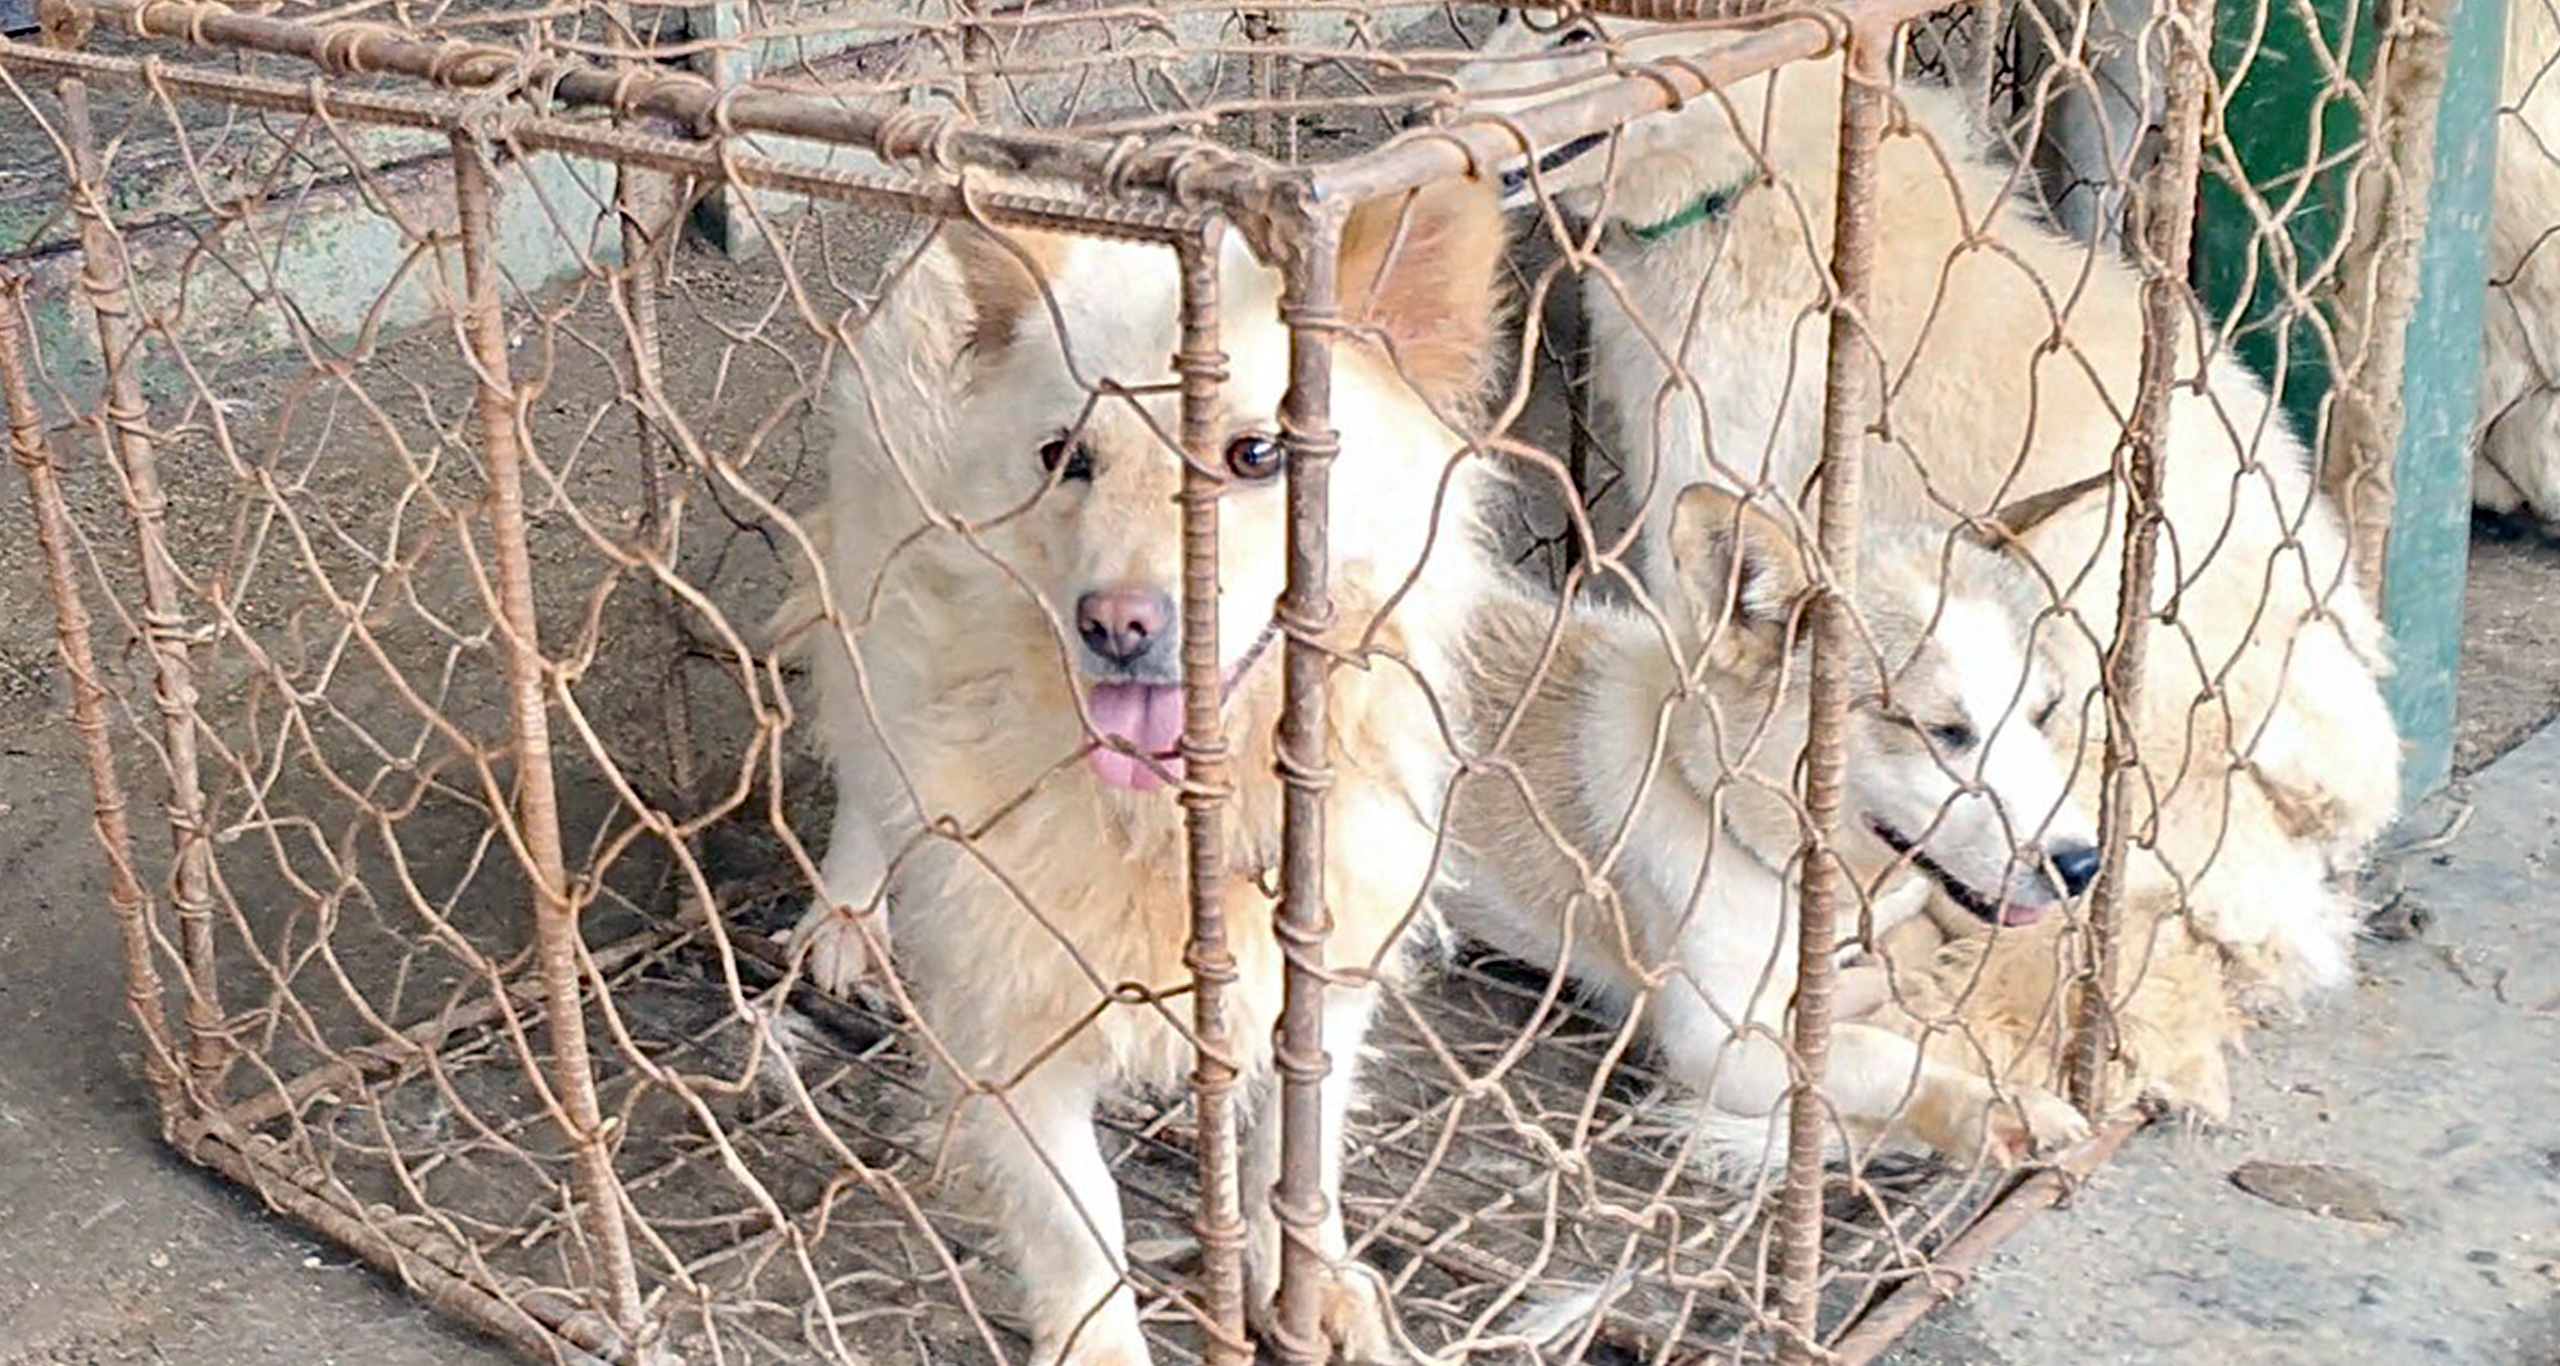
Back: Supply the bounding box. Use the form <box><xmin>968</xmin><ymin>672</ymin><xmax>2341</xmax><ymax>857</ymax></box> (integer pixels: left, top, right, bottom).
<box><xmin>1866</xmin><ymin>817</ymin><xmax>2060</xmax><ymax>928</ymax></box>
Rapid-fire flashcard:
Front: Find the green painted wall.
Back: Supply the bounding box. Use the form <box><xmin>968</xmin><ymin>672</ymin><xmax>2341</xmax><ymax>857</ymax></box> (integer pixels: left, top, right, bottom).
<box><xmin>2194</xmin><ymin>0</ymin><xmax>2378</xmax><ymax>439</ymax></box>
<box><xmin>2192</xmin><ymin>0</ymin><xmax>2500</xmax><ymax>803</ymax></box>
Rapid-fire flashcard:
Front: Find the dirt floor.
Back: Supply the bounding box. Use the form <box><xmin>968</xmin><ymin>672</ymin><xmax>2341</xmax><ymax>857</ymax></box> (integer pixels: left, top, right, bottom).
<box><xmin>2455</xmin><ymin>524</ymin><xmax>2560</xmax><ymax>776</ymax></box>
<box><xmin>2</xmin><ymin>195</ymin><xmax>2559</xmax><ymax>1365</ymax></box>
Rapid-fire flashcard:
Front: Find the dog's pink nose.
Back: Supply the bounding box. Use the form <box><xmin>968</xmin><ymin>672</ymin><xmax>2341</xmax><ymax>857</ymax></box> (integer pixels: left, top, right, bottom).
<box><xmin>1076</xmin><ymin>586</ymin><xmax>1173</xmax><ymax>668</ymax></box>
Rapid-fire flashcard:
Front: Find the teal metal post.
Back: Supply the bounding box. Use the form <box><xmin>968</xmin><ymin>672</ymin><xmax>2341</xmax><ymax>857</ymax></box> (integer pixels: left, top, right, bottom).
<box><xmin>2381</xmin><ymin>0</ymin><xmax>2504</xmax><ymax>797</ymax></box>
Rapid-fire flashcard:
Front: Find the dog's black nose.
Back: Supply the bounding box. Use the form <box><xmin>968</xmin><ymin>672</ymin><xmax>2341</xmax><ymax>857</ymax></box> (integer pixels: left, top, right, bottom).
<box><xmin>2051</xmin><ymin>841</ymin><xmax>2100</xmax><ymax>897</ymax></box>
<box><xmin>1398</xmin><ymin>103</ymin><xmax>1440</xmax><ymax>131</ymax></box>
<box><xmin>1077</xmin><ymin>586</ymin><xmax>1174</xmax><ymax>668</ymax></box>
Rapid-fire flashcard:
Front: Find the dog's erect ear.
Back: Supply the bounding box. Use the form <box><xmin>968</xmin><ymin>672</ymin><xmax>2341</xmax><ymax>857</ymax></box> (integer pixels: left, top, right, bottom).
<box><xmin>1338</xmin><ymin>179</ymin><xmax>1510</xmax><ymax>406</ymax></box>
<box><xmin>940</xmin><ymin>220</ymin><xmax>1068</xmax><ymax>359</ymax></box>
<box><xmin>1966</xmin><ymin>470</ymin><xmax>2114</xmax><ymax>554</ymax></box>
<box><xmin>1669</xmin><ymin>483</ymin><xmax>1814</xmax><ymax>644</ymax></box>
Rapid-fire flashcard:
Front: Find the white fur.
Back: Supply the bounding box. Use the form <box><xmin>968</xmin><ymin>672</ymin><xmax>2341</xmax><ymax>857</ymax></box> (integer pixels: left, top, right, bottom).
<box><xmin>1445</xmin><ymin>17</ymin><xmax>2402</xmax><ymax>1001</ymax></box>
<box><xmin>1446</xmin><ymin>507</ymin><xmax>2097</xmax><ymax>1173</ymax></box>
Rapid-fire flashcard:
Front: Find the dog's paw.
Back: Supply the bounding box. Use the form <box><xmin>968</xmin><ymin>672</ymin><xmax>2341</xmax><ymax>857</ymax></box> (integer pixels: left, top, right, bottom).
<box><xmin>1916</xmin><ymin>1080</ymin><xmax>2087</xmax><ymax>1166</ymax></box>
<box><xmin>1985</xmin><ymin>1087</ymin><xmax>2092</xmax><ymax>1164</ymax></box>
<box><xmin>787</xmin><ymin>895</ymin><xmax>888</xmax><ymax>996</ymax></box>
<box><xmin>1322</xmin><ymin>1261</ymin><xmax>1400</xmax><ymax>1365</ymax></box>
<box><xmin>1247</xmin><ymin>1259</ymin><xmax>1402</xmax><ymax>1365</ymax></box>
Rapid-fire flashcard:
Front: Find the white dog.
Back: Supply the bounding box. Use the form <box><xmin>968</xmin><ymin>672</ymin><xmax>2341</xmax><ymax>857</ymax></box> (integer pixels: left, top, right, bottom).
<box><xmin>1448</xmin><ymin>483</ymin><xmax>2096</xmax><ymax>1168</ymax></box>
<box><xmin>1443</xmin><ymin>12</ymin><xmax>2402</xmax><ymax>1003</ymax></box>
<box><xmin>779</xmin><ymin>180</ymin><xmax>1511</xmax><ymax>1365</ymax></box>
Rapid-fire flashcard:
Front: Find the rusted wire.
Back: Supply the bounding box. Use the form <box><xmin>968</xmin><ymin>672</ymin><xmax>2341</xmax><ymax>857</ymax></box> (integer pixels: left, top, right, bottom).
<box><xmin>449</xmin><ymin>129</ymin><xmax>649</xmax><ymax>1345</ymax></box>
<box><xmin>0</xmin><ymin>39</ymin><xmax>1214</xmax><ymax>246</ymax></box>
<box><xmin>1827</xmin><ymin>1117</ymin><xmax>2144</xmax><ymax>1365</ymax></box>
<box><xmin>1271</xmin><ymin>194</ymin><xmax>1342</xmax><ymax>1366</ymax></box>
<box><xmin>1772</xmin><ymin>23</ymin><xmax>1890</xmax><ymax>1366</ymax></box>
<box><xmin>49</xmin><ymin>52</ymin><xmax>230</xmax><ymax>1093</ymax></box>
<box><xmin>1175</xmin><ymin>221</ymin><xmax>1253</xmax><ymax>1366</ymax></box>
<box><xmin>0</xmin><ymin>274</ymin><xmax>190</xmax><ymax>1128</ymax></box>
<box><xmin>0</xmin><ymin>0</ymin><xmax>2441</xmax><ymax>1360</ymax></box>
<box><xmin>2064</xmin><ymin>0</ymin><xmax>2216</xmax><ymax>1118</ymax></box>
<box><xmin>47</xmin><ymin>0</ymin><xmax>1272</xmax><ymax>215</ymax></box>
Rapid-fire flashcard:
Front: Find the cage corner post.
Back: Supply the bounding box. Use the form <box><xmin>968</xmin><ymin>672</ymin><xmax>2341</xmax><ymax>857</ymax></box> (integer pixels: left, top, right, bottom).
<box><xmin>0</xmin><ymin>274</ymin><xmax>188</xmax><ymax>1126</ymax></box>
<box><xmin>1176</xmin><ymin>217</ymin><xmax>1253</xmax><ymax>1366</ymax></box>
<box><xmin>48</xmin><ymin>47</ymin><xmax>230</xmax><ymax>1096</ymax></box>
<box><xmin>1774</xmin><ymin>20</ymin><xmax>1893</xmax><ymax>1363</ymax></box>
<box><xmin>449</xmin><ymin>128</ymin><xmax>650</xmax><ymax>1351</ymax></box>
<box><xmin>2373</xmin><ymin>0</ymin><xmax>2504</xmax><ymax>800</ymax></box>
<box><xmin>1271</xmin><ymin>192</ymin><xmax>1344</xmax><ymax>1366</ymax></box>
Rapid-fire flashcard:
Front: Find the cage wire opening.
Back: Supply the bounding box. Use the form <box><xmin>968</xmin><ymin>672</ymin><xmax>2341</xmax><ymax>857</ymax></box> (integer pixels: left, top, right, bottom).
<box><xmin>0</xmin><ymin>0</ymin><xmax>2465</xmax><ymax>1361</ymax></box>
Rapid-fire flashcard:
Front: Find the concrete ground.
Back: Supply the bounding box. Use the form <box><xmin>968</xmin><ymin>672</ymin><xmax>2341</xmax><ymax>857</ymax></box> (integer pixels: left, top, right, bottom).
<box><xmin>1880</xmin><ymin>716</ymin><xmax>2560</xmax><ymax>1366</ymax></box>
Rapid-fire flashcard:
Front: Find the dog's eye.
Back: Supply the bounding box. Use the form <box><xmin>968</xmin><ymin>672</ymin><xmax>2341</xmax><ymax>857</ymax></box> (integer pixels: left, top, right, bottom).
<box><xmin>1225</xmin><ymin>433</ymin><xmax>1285</xmax><ymax>481</ymax></box>
<box><xmin>1927</xmin><ymin>721</ymin><xmax>1978</xmax><ymax>751</ymax></box>
<box><xmin>2031</xmin><ymin>695</ymin><xmax>2060</xmax><ymax>730</ymax></box>
<box><xmin>1038</xmin><ymin>436</ymin><xmax>1093</xmax><ymax>482</ymax></box>
<box><xmin>1556</xmin><ymin>23</ymin><xmax>1597</xmax><ymax>47</ymax></box>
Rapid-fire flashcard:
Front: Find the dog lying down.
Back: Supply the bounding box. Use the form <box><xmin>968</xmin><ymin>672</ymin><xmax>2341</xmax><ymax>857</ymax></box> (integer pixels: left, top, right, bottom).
<box><xmin>780</xmin><ymin>178</ymin><xmax>1514</xmax><ymax>1366</ymax></box>
<box><xmin>1448</xmin><ymin>482</ymin><xmax>2117</xmax><ymax>1170</ymax></box>
<box><xmin>1445</xmin><ymin>11</ymin><xmax>2403</xmax><ymax>1009</ymax></box>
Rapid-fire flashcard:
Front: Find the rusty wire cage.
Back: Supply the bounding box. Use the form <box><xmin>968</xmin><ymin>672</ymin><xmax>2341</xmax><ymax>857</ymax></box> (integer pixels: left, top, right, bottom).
<box><xmin>0</xmin><ymin>0</ymin><xmax>2477</xmax><ymax>1360</ymax></box>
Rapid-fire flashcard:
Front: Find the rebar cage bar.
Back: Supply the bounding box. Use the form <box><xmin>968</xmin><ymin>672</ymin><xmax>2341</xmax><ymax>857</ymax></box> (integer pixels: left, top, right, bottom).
<box><xmin>0</xmin><ymin>0</ymin><xmax>2467</xmax><ymax>1360</ymax></box>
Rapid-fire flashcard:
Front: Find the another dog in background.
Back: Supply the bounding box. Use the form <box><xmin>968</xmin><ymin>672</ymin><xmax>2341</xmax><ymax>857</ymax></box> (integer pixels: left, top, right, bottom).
<box><xmin>1444</xmin><ymin>14</ymin><xmax>2402</xmax><ymax>1006</ymax></box>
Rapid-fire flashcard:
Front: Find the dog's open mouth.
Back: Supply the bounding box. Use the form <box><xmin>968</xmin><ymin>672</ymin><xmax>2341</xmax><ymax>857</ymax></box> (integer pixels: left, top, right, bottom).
<box><xmin>1084</xmin><ymin>621</ymin><xmax>1281</xmax><ymax>792</ymax></box>
<box><xmin>1866</xmin><ymin>817</ymin><xmax>2055</xmax><ymax>928</ymax></box>
<box><xmin>1497</xmin><ymin>132</ymin><xmax>1609</xmax><ymax>203</ymax></box>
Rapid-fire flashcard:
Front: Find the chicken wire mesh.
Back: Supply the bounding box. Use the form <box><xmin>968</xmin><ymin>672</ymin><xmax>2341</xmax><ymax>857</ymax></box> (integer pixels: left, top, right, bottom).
<box><xmin>0</xmin><ymin>0</ymin><xmax>2461</xmax><ymax>1362</ymax></box>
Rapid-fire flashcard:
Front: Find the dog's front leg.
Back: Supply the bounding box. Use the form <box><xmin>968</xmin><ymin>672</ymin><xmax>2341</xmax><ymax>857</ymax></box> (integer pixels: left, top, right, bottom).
<box><xmin>964</xmin><ymin>1068</ymin><xmax>1151</xmax><ymax>1366</ymax></box>
<box><xmin>1826</xmin><ymin>1022</ymin><xmax>2089</xmax><ymax>1163</ymax></box>
<box><xmin>1243</xmin><ymin>984</ymin><xmax>1397</xmax><ymax>1363</ymax></box>
<box><xmin>791</xmin><ymin>749</ymin><xmax>893</xmax><ymax>995</ymax></box>
<box><xmin>1652</xmin><ymin>976</ymin><xmax>2082</xmax><ymax>1166</ymax></box>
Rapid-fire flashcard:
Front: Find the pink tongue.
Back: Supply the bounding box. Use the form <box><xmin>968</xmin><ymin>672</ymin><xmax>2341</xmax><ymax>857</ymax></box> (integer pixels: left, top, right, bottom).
<box><xmin>2000</xmin><ymin>901</ymin><xmax>2054</xmax><ymax>928</ymax></box>
<box><xmin>1086</xmin><ymin>682</ymin><xmax>1187</xmax><ymax>792</ymax></box>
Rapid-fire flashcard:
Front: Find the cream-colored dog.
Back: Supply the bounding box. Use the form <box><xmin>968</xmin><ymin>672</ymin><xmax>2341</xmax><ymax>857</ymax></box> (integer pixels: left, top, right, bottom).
<box><xmin>780</xmin><ymin>180</ymin><xmax>1511</xmax><ymax>1366</ymax></box>
<box><xmin>1443</xmin><ymin>13</ymin><xmax>2401</xmax><ymax>1005</ymax></box>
